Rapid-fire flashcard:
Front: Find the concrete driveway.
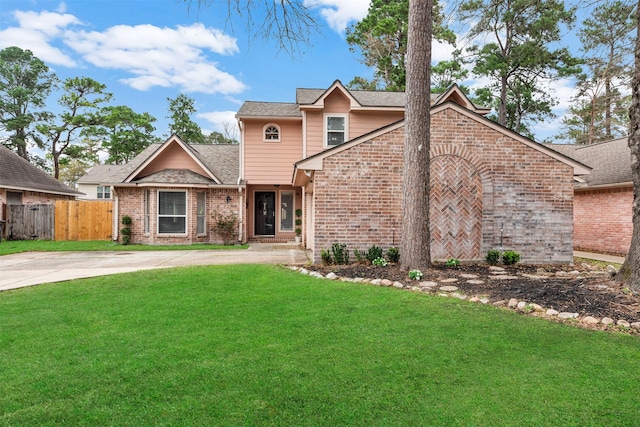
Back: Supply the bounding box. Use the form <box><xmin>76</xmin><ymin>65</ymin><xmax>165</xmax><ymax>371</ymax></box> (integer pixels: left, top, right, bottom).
<box><xmin>0</xmin><ymin>243</ymin><xmax>310</xmax><ymax>291</ymax></box>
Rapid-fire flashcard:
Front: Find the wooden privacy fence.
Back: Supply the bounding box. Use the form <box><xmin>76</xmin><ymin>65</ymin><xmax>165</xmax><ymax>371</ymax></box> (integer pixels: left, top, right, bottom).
<box><xmin>55</xmin><ymin>200</ymin><xmax>113</xmax><ymax>241</ymax></box>
<box><xmin>6</xmin><ymin>204</ymin><xmax>54</xmax><ymax>240</ymax></box>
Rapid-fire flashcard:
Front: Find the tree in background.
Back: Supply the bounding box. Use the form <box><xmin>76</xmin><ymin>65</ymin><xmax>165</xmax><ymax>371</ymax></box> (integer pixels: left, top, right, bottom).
<box><xmin>36</xmin><ymin>77</ymin><xmax>112</xmax><ymax>179</ymax></box>
<box><xmin>459</xmin><ymin>0</ymin><xmax>581</xmax><ymax>134</ymax></box>
<box><xmin>57</xmin><ymin>139</ymin><xmax>102</xmax><ymax>187</ymax></box>
<box><xmin>345</xmin><ymin>0</ymin><xmax>454</xmax><ymax>91</ymax></box>
<box><xmin>560</xmin><ymin>0</ymin><xmax>635</xmax><ymax>144</ymax></box>
<box><xmin>99</xmin><ymin>105</ymin><xmax>157</xmax><ymax>164</ymax></box>
<box><xmin>167</xmin><ymin>94</ymin><xmax>205</xmax><ymax>143</ymax></box>
<box><xmin>0</xmin><ymin>46</ymin><xmax>56</xmax><ymax>161</ymax></box>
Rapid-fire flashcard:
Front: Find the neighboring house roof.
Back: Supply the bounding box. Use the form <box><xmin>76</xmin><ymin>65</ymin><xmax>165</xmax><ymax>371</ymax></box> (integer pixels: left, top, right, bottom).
<box><xmin>546</xmin><ymin>137</ymin><xmax>632</xmax><ymax>189</ymax></box>
<box><xmin>77</xmin><ymin>164</ymin><xmax>124</xmax><ymax>184</ymax></box>
<box><xmin>0</xmin><ymin>145</ymin><xmax>82</xmax><ymax>196</ymax></box>
<box><xmin>97</xmin><ymin>135</ymin><xmax>240</xmax><ymax>187</ymax></box>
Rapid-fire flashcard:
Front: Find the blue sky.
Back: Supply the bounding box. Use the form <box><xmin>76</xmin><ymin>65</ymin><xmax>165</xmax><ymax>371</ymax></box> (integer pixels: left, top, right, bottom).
<box><xmin>1</xmin><ymin>0</ymin><xmax>595</xmax><ymax>146</ymax></box>
<box><xmin>1</xmin><ymin>0</ymin><xmax>381</xmax><ymax>142</ymax></box>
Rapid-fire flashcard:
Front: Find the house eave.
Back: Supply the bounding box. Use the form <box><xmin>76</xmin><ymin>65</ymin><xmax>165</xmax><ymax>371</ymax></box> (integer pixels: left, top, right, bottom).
<box><xmin>1</xmin><ymin>184</ymin><xmax>83</xmax><ymax>197</ymax></box>
<box><xmin>575</xmin><ymin>181</ymin><xmax>633</xmax><ymax>191</ymax></box>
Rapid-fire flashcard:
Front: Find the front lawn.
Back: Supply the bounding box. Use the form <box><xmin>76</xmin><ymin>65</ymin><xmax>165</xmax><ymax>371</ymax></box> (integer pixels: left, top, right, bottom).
<box><xmin>0</xmin><ymin>240</ymin><xmax>248</xmax><ymax>256</ymax></box>
<box><xmin>1</xmin><ymin>264</ymin><xmax>639</xmax><ymax>425</ymax></box>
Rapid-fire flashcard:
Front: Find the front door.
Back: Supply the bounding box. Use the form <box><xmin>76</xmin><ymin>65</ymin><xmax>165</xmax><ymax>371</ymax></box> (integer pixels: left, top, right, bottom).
<box><xmin>255</xmin><ymin>192</ymin><xmax>276</xmax><ymax>236</ymax></box>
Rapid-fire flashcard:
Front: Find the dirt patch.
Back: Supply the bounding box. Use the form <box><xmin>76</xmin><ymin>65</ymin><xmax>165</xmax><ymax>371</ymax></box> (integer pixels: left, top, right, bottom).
<box><xmin>308</xmin><ymin>262</ymin><xmax>640</xmax><ymax>326</ymax></box>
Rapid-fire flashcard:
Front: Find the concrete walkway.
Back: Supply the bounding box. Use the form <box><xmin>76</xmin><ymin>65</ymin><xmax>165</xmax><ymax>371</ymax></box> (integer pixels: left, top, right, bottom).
<box><xmin>0</xmin><ymin>243</ymin><xmax>310</xmax><ymax>291</ymax></box>
<box><xmin>573</xmin><ymin>250</ymin><xmax>625</xmax><ymax>265</ymax></box>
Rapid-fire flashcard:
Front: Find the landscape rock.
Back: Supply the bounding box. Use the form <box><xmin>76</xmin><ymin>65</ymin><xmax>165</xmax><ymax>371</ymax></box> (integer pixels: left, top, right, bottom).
<box><xmin>393</xmin><ymin>281</ymin><xmax>404</xmax><ymax>289</ymax></box>
<box><xmin>546</xmin><ymin>309</ymin><xmax>559</xmax><ymax>316</ymax></box>
<box><xmin>479</xmin><ymin>298</ymin><xmax>490</xmax><ymax>304</ymax></box>
<box><xmin>493</xmin><ymin>300</ymin><xmax>507</xmax><ymax>307</ymax></box>
<box><xmin>440</xmin><ymin>278</ymin><xmax>459</xmax><ymax>283</ymax></box>
<box><xmin>582</xmin><ymin>316</ymin><xmax>600</xmax><ymax>325</ymax></box>
<box><xmin>469</xmin><ymin>297</ymin><xmax>480</xmax><ymax>303</ymax></box>
<box><xmin>380</xmin><ymin>279</ymin><xmax>393</xmax><ymax>287</ymax></box>
<box><xmin>617</xmin><ymin>319</ymin><xmax>631</xmax><ymax>328</ymax></box>
<box><xmin>517</xmin><ymin>301</ymin><xmax>527</xmax><ymax>310</ymax></box>
<box><xmin>370</xmin><ymin>279</ymin><xmax>382</xmax><ymax>285</ymax></box>
<box><xmin>493</xmin><ymin>275</ymin><xmax>519</xmax><ymax>280</ymax></box>
<box><xmin>419</xmin><ymin>281</ymin><xmax>438</xmax><ymax>288</ymax></box>
<box><xmin>439</xmin><ymin>285</ymin><xmax>459</xmax><ymax>292</ymax></box>
<box><xmin>489</xmin><ymin>266</ymin><xmax>506</xmax><ymax>272</ymax></box>
<box><xmin>466</xmin><ymin>279</ymin><xmax>485</xmax><ymax>285</ymax></box>
<box><xmin>601</xmin><ymin>317</ymin><xmax>615</xmax><ymax>325</ymax></box>
<box><xmin>558</xmin><ymin>312</ymin><xmax>579</xmax><ymax>319</ymax></box>
<box><xmin>299</xmin><ymin>268</ymin><xmax>309</xmax><ymax>275</ymax></box>
<box><xmin>631</xmin><ymin>322</ymin><xmax>640</xmax><ymax>330</ymax></box>
<box><xmin>508</xmin><ymin>298</ymin><xmax>519</xmax><ymax>308</ymax></box>
<box><xmin>325</xmin><ymin>272</ymin><xmax>338</xmax><ymax>280</ymax></box>
<box><xmin>607</xmin><ymin>265</ymin><xmax>618</xmax><ymax>278</ymax></box>
<box><xmin>460</xmin><ymin>273</ymin><xmax>478</xmax><ymax>279</ymax></box>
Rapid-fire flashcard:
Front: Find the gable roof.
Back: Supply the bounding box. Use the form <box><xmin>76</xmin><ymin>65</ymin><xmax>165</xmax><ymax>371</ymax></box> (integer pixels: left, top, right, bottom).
<box><xmin>293</xmin><ymin>102</ymin><xmax>591</xmax><ymax>185</ymax></box>
<box><xmin>97</xmin><ymin>136</ymin><xmax>240</xmax><ymax>187</ymax></box>
<box><xmin>546</xmin><ymin>137</ymin><xmax>632</xmax><ymax>189</ymax></box>
<box><xmin>0</xmin><ymin>145</ymin><xmax>82</xmax><ymax>196</ymax></box>
<box><xmin>238</xmin><ymin>80</ymin><xmax>491</xmax><ymax>119</ymax></box>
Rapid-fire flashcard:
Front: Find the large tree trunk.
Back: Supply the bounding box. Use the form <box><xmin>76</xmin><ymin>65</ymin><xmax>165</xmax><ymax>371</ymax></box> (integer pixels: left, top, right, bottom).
<box><xmin>617</xmin><ymin>2</ymin><xmax>640</xmax><ymax>289</ymax></box>
<box><xmin>401</xmin><ymin>0</ymin><xmax>432</xmax><ymax>271</ymax></box>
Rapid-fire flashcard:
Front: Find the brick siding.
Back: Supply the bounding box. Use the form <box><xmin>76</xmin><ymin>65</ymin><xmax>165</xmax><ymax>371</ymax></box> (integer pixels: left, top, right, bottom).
<box><xmin>574</xmin><ymin>186</ymin><xmax>632</xmax><ymax>255</ymax></box>
<box><xmin>115</xmin><ymin>187</ymin><xmax>243</xmax><ymax>245</ymax></box>
<box><xmin>312</xmin><ymin>107</ymin><xmax>575</xmax><ymax>264</ymax></box>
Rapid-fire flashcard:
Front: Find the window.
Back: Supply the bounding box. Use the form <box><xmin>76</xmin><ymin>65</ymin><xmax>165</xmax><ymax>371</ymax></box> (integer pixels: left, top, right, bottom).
<box><xmin>158</xmin><ymin>191</ymin><xmax>187</xmax><ymax>234</ymax></box>
<box><xmin>97</xmin><ymin>186</ymin><xmax>111</xmax><ymax>199</ymax></box>
<box><xmin>325</xmin><ymin>114</ymin><xmax>347</xmax><ymax>147</ymax></box>
<box><xmin>280</xmin><ymin>191</ymin><xmax>294</xmax><ymax>231</ymax></box>
<box><xmin>196</xmin><ymin>192</ymin><xmax>206</xmax><ymax>234</ymax></box>
<box><xmin>263</xmin><ymin>123</ymin><xmax>280</xmax><ymax>142</ymax></box>
<box><xmin>144</xmin><ymin>190</ymin><xmax>151</xmax><ymax>234</ymax></box>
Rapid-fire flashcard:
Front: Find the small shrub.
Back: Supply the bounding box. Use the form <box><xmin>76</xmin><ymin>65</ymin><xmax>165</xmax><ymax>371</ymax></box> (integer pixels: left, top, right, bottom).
<box><xmin>502</xmin><ymin>250</ymin><xmax>520</xmax><ymax>265</ymax></box>
<box><xmin>353</xmin><ymin>248</ymin><xmax>366</xmax><ymax>263</ymax></box>
<box><xmin>366</xmin><ymin>245</ymin><xmax>383</xmax><ymax>263</ymax></box>
<box><xmin>212</xmin><ymin>210</ymin><xmax>238</xmax><ymax>245</ymax></box>
<box><xmin>408</xmin><ymin>269</ymin><xmax>423</xmax><ymax>281</ymax></box>
<box><xmin>331</xmin><ymin>243</ymin><xmax>349</xmax><ymax>265</ymax></box>
<box><xmin>321</xmin><ymin>249</ymin><xmax>332</xmax><ymax>264</ymax></box>
<box><xmin>372</xmin><ymin>257</ymin><xmax>388</xmax><ymax>267</ymax></box>
<box><xmin>120</xmin><ymin>215</ymin><xmax>132</xmax><ymax>245</ymax></box>
<box><xmin>486</xmin><ymin>250</ymin><xmax>501</xmax><ymax>265</ymax></box>
<box><xmin>445</xmin><ymin>258</ymin><xmax>460</xmax><ymax>268</ymax></box>
<box><xmin>387</xmin><ymin>246</ymin><xmax>400</xmax><ymax>263</ymax></box>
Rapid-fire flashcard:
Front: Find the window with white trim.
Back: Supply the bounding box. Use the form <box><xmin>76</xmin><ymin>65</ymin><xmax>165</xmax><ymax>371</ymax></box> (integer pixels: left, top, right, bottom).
<box><xmin>196</xmin><ymin>192</ymin><xmax>206</xmax><ymax>234</ymax></box>
<box><xmin>144</xmin><ymin>190</ymin><xmax>151</xmax><ymax>234</ymax></box>
<box><xmin>263</xmin><ymin>123</ymin><xmax>281</xmax><ymax>142</ymax></box>
<box><xmin>324</xmin><ymin>114</ymin><xmax>348</xmax><ymax>147</ymax></box>
<box><xmin>158</xmin><ymin>191</ymin><xmax>187</xmax><ymax>234</ymax></box>
<box><xmin>280</xmin><ymin>191</ymin><xmax>294</xmax><ymax>231</ymax></box>
<box><xmin>97</xmin><ymin>186</ymin><xmax>111</xmax><ymax>199</ymax></box>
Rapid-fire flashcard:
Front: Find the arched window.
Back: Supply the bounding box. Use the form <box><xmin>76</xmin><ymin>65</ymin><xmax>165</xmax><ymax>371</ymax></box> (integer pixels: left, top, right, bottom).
<box><xmin>263</xmin><ymin>124</ymin><xmax>280</xmax><ymax>142</ymax></box>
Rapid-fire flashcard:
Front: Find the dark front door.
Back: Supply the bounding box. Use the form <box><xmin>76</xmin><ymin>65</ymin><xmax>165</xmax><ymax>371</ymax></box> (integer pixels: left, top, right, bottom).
<box><xmin>255</xmin><ymin>192</ymin><xmax>276</xmax><ymax>236</ymax></box>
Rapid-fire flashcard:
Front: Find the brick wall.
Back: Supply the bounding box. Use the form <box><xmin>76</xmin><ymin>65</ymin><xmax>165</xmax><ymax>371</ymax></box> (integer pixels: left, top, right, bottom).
<box><xmin>312</xmin><ymin>107</ymin><xmax>575</xmax><ymax>264</ymax></box>
<box><xmin>574</xmin><ymin>186</ymin><xmax>632</xmax><ymax>255</ymax></box>
<box><xmin>115</xmin><ymin>186</ymin><xmax>243</xmax><ymax>245</ymax></box>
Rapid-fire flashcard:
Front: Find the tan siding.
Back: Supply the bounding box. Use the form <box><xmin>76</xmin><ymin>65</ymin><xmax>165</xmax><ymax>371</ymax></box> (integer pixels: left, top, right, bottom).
<box><xmin>243</xmin><ymin>120</ymin><xmax>303</xmax><ymax>184</ymax></box>
<box><xmin>138</xmin><ymin>143</ymin><xmax>209</xmax><ymax>178</ymax></box>
<box><xmin>349</xmin><ymin>111</ymin><xmax>404</xmax><ymax>139</ymax></box>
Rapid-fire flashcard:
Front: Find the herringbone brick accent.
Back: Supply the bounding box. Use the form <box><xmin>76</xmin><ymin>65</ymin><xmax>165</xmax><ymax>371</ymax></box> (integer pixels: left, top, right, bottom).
<box><xmin>430</xmin><ymin>155</ymin><xmax>482</xmax><ymax>260</ymax></box>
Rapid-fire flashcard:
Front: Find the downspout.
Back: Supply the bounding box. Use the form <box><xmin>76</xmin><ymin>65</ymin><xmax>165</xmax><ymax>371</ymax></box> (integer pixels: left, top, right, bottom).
<box><xmin>113</xmin><ymin>193</ymin><xmax>119</xmax><ymax>242</ymax></box>
<box><xmin>237</xmin><ymin>181</ymin><xmax>243</xmax><ymax>243</ymax></box>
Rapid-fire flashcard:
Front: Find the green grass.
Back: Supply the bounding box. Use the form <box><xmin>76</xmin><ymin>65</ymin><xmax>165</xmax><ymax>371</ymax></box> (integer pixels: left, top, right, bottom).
<box><xmin>0</xmin><ymin>240</ymin><xmax>248</xmax><ymax>256</ymax></box>
<box><xmin>1</xmin><ymin>264</ymin><xmax>640</xmax><ymax>426</ymax></box>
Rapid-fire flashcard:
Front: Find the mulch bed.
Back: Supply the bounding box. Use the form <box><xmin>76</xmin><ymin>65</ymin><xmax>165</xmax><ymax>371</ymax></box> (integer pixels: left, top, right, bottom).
<box><xmin>308</xmin><ymin>263</ymin><xmax>640</xmax><ymax>325</ymax></box>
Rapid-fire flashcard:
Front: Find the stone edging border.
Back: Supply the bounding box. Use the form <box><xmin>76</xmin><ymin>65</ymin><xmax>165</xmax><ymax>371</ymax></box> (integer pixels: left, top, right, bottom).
<box><xmin>289</xmin><ymin>266</ymin><xmax>640</xmax><ymax>334</ymax></box>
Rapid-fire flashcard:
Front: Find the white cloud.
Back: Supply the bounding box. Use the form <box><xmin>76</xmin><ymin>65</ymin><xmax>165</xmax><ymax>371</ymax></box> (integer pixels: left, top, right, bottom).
<box><xmin>305</xmin><ymin>0</ymin><xmax>370</xmax><ymax>33</ymax></box>
<box><xmin>0</xmin><ymin>10</ymin><xmax>80</xmax><ymax>65</ymax></box>
<box><xmin>198</xmin><ymin>110</ymin><xmax>237</xmax><ymax>130</ymax></box>
<box><xmin>2</xmin><ymin>7</ymin><xmax>246</xmax><ymax>95</ymax></box>
<box><xmin>63</xmin><ymin>23</ymin><xmax>246</xmax><ymax>94</ymax></box>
